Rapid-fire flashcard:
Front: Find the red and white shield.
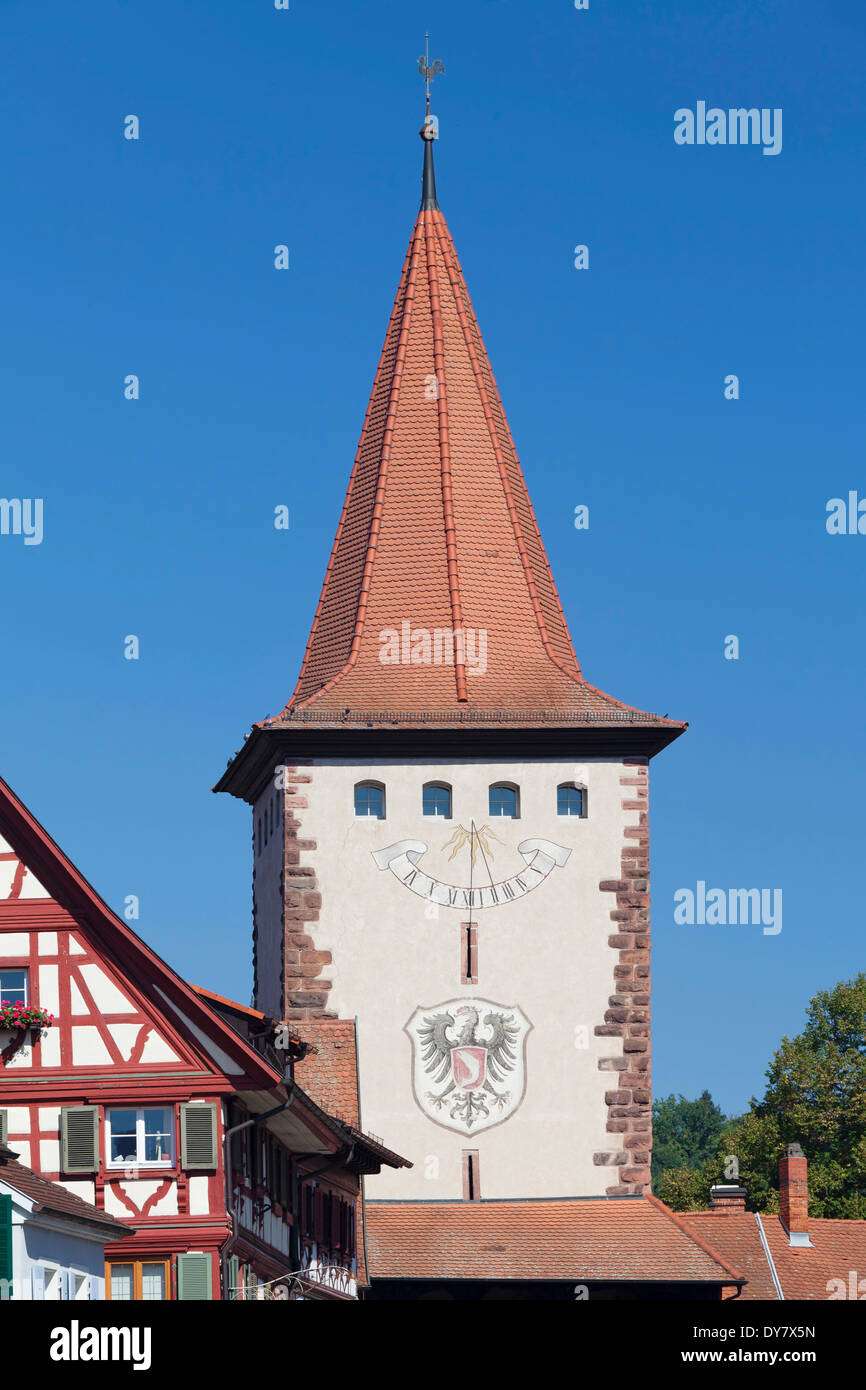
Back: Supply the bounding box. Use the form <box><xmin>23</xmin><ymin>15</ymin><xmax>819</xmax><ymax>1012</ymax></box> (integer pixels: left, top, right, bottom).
<box><xmin>406</xmin><ymin>997</ymin><xmax>532</xmax><ymax>1134</ymax></box>
<box><xmin>451</xmin><ymin>1045</ymin><xmax>486</xmax><ymax>1091</ymax></box>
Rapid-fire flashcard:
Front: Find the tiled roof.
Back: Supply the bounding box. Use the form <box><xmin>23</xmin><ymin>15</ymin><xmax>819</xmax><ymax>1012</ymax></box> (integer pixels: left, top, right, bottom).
<box><xmin>679</xmin><ymin>1210</ymin><xmax>866</xmax><ymax>1300</ymax></box>
<box><xmin>365</xmin><ymin>1197</ymin><xmax>744</xmax><ymax>1284</ymax></box>
<box><xmin>263</xmin><ymin>141</ymin><xmax>682</xmax><ymax>734</ymax></box>
<box><xmin>678</xmin><ymin>1213</ymin><xmax>781</xmax><ymax>1300</ymax></box>
<box><xmin>0</xmin><ymin>1149</ymin><xmax>128</xmax><ymax>1238</ymax></box>
<box><xmin>292</xmin><ymin>1020</ymin><xmax>361</xmax><ymax>1129</ymax></box>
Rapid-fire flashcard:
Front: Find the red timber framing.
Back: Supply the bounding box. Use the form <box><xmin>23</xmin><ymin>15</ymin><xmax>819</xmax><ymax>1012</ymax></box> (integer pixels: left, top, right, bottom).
<box><xmin>0</xmin><ymin>774</ymin><xmax>408</xmax><ymax>1299</ymax></box>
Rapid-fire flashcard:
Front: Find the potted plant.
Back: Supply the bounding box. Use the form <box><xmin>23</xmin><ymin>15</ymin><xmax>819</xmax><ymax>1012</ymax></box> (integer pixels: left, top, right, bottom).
<box><xmin>0</xmin><ymin>1001</ymin><xmax>55</xmax><ymax>1050</ymax></box>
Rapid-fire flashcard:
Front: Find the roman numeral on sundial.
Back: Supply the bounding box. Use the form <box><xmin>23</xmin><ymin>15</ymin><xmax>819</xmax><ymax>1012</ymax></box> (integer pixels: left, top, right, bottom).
<box><xmin>460</xmin><ymin>921</ymin><xmax>478</xmax><ymax>985</ymax></box>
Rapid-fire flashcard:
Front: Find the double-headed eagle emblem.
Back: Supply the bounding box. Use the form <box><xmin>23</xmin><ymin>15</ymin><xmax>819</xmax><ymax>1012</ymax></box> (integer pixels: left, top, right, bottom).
<box><xmin>406</xmin><ymin>999</ymin><xmax>532</xmax><ymax>1133</ymax></box>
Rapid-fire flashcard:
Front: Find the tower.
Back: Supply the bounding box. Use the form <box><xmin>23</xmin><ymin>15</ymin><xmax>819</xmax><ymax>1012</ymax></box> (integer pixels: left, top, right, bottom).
<box><xmin>215</xmin><ymin>101</ymin><xmax>685</xmax><ymax>1204</ymax></box>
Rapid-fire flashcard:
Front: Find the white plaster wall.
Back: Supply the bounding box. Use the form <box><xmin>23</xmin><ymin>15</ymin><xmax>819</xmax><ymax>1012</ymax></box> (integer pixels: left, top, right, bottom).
<box><xmin>259</xmin><ymin>756</ymin><xmax>639</xmax><ymax>1200</ymax></box>
<box><xmin>0</xmin><ymin>836</ymin><xmax>49</xmax><ymax>899</ymax></box>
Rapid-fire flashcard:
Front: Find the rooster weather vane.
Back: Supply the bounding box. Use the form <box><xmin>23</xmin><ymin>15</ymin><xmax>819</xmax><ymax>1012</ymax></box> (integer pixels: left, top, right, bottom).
<box><xmin>418</xmin><ymin>34</ymin><xmax>444</xmax><ymax>124</ymax></box>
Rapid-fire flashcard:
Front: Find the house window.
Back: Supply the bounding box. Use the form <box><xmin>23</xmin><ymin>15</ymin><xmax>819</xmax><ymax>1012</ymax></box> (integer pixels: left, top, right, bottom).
<box><xmin>106</xmin><ymin>1107</ymin><xmax>173</xmax><ymax>1167</ymax></box>
<box><xmin>557</xmin><ymin>783</ymin><xmax>586</xmax><ymax>817</ymax></box>
<box><xmin>354</xmin><ymin>782</ymin><xmax>385</xmax><ymax>819</ymax></box>
<box><xmin>0</xmin><ymin>969</ymin><xmax>28</xmax><ymax>1006</ymax></box>
<box><xmin>489</xmin><ymin>783</ymin><xmax>519</xmax><ymax>818</ymax></box>
<box><xmin>107</xmin><ymin>1260</ymin><xmax>168</xmax><ymax>1301</ymax></box>
<box><xmin>422</xmin><ymin>783</ymin><xmax>452</xmax><ymax>818</ymax></box>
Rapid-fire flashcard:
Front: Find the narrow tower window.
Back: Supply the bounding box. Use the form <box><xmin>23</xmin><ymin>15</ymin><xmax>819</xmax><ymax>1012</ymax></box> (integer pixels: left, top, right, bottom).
<box><xmin>557</xmin><ymin>783</ymin><xmax>586</xmax><ymax>817</ymax></box>
<box><xmin>461</xmin><ymin>922</ymin><xmax>478</xmax><ymax>985</ymax></box>
<box><xmin>422</xmin><ymin>782</ymin><xmax>452</xmax><ymax>818</ymax></box>
<box><xmin>462</xmin><ymin>1150</ymin><xmax>481</xmax><ymax>1201</ymax></box>
<box><xmin>489</xmin><ymin>783</ymin><xmax>519</xmax><ymax>818</ymax></box>
<box><xmin>354</xmin><ymin>781</ymin><xmax>386</xmax><ymax>819</ymax></box>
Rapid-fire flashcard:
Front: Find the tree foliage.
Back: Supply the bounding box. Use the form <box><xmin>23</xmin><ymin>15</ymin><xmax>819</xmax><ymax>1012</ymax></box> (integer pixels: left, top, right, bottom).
<box><xmin>657</xmin><ymin>975</ymin><xmax>866</xmax><ymax>1218</ymax></box>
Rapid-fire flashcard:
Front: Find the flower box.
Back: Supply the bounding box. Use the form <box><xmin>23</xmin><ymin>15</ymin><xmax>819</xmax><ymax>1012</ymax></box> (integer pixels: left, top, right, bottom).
<box><xmin>0</xmin><ymin>1003</ymin><xmax>55</xmax><ymax>1051</ymax></box>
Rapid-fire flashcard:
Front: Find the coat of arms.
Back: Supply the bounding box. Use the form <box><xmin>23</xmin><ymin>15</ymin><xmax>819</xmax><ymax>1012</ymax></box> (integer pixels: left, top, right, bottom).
<box><xmin>405</xmin><ymin>998</ymin><xmax>532</xmax><ymax>1133</ymax></box>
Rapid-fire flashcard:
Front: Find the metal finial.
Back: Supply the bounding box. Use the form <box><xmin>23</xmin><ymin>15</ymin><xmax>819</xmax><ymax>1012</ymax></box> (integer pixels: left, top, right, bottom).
<box><xmin>418</xmin><ymin>33</ymin><xmax>444</xmax><ymax>124</ymax></box>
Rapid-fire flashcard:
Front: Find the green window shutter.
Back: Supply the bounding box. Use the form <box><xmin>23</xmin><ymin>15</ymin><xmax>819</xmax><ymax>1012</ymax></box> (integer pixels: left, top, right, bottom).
<box><xmin>0</xmin><ymin>1193</ymin><xmax>12</xmax><ymax>1293</ymax></box>
<box><xmin>177</xmin><ymin>1252</ymin><xmax>212</xmax><ymax>1301</ymax></box>
<box><xmin>227</xmin><ymin>1254</ymin><xmax>240</xmax><ymax>1301</ymax></box>
<box><xmin>180</xmin><ymin>1103</ymin><xmax>218</xmax><ymax>1170</ymax></box>
<box><xmin>0</xmin><ymin>1111</ymin><xmax>7</xmax><ymax>1145</ymax></box>
<box><xmin>60</xmin><ymin>1106</ymin><xmax>99</xmax><ymax>1173</ymax></box>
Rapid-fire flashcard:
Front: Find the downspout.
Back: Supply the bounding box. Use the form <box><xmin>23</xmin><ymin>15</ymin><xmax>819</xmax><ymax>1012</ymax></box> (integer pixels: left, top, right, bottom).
<box><xmin>219</xmin><ymin>1084</ymin><xmax>296</xmax><ymax>1300</ymax></box>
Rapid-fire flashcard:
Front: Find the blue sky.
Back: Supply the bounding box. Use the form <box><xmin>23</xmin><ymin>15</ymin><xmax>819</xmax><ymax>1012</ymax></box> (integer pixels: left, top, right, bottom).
<box><xmin>1</xmin><ymin>0</ymin><xmax>863</xmax><ymax>1117</ymax></box>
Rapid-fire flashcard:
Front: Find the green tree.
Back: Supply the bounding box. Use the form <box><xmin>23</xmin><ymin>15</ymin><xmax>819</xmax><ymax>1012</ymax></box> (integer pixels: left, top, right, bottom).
<box><xmin>651</xmin><ymin>1090</ymin><xmax>727</xmax><ymax>1188</ymax></box>
<box><xmin>659</xmin><ymin>975</ymin><xmax>866</xmax><ymax>1218</ymax></box>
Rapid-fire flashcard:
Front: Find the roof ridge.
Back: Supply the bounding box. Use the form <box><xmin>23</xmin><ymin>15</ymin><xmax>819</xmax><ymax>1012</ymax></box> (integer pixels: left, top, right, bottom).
<box><xmin>426</xmin><ymin>208</ymin><xmax>468</xmax><ymax>701</ymax></box>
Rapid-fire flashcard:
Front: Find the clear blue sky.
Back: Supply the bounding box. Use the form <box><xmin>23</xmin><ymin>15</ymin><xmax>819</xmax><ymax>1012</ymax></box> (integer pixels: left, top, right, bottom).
<box><xmin>1</xmin><ymin>0</ymin><xmax>863</xmax><ymax>1118</ymax></box>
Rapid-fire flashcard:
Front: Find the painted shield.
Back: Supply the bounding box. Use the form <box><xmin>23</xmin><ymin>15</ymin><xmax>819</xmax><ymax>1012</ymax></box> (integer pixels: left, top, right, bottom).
<box><xmin>451</xmin><ymin>1045</ymin><xmax>486</xmax><ymax>1091</ymax></box>
<box><xmin>405</xmin><ymin>997</ymin><xmax>532</xmax><ymax>1134</ymax></box>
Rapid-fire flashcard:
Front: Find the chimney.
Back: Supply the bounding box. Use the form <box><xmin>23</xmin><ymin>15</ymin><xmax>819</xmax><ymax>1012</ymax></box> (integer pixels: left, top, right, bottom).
<box><xmin>709</xmin><ymin>1184</ymin><xmax>747</xmax><ymax>1213</ymax></box>
<box><xmin>779</xmin><ymin>1143</ymin><xmax>812</xmax><ymax>1247</ymax></box>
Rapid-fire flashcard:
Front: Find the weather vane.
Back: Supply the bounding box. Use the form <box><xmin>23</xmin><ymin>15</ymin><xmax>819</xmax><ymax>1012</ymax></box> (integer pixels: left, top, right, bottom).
<box><xmin>418</xmin><ymin>33</ymin><xmax>444</xmax><ymax>127</ymax></box>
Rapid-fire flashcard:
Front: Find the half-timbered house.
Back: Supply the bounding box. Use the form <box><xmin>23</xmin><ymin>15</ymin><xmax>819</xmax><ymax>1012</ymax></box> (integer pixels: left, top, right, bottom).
<box><xmin>0</xmin><ymin>774</ymin><xmax>408</xmax><ymax>1300</ymax></box>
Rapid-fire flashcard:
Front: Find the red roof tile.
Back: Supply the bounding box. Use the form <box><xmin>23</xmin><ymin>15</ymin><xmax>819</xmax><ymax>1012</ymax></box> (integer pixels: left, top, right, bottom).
<box><xmin>261</xmin><ymin>140</ymin><xmax>682</xmax><ymax>734</ymax></box>
<box><xmin>0</xmin><ymin>1150</ymin><xmax>129</xmax><ymax>1239</ymax></box>
<box><xmin>680</xmin><ymin>1209</ymin><xmax>866</xmax><ymax>1300</ymax></box>
<box><xmin>365</xmin><ymin>1197</ymin><xmax>744</xmax><ymax>1284</ymax></box>
<box><xmin>292</xmin><ymin>1020</ymin><xmax>361</xmax><ymax>1129</ymax></box>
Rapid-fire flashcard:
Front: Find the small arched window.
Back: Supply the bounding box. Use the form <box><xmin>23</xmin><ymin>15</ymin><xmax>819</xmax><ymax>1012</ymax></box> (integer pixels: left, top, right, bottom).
<box><xmin>354</xmin><ymin>781</ymin><xmax>386</xmax><ymax>819</ymax></box>
<box><xmin>422</xmin><ymin>783</ymin><xmax>452</xmax><ymax>818</ymax></box>
<box><xmin>489</xmin><ymin>783</ymin><xmax>519</xmax><ymax>819</ymax></box>
<box><xmin>557</xmin><ymin>783</ymin><xmax>586</xmax><ymax>817</ymax></box>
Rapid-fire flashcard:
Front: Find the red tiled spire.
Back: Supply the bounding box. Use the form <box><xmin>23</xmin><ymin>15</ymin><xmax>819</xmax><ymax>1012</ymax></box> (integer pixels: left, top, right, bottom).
<box><xmin>276</xmin><ymin>132</ymin><xmax>665</xmax><ymax>726</ymax></box>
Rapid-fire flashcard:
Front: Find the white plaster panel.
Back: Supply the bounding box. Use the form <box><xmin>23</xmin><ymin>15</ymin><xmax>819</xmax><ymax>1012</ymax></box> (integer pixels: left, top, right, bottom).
<box><xmin>39</xmin><ymin>1029</ymin><xmax>61</xmax><ymax>1067</ymax></box>
<box><xmin>38</xmin><ymin>1106</ymin><xmax>60</xmax><ymax>1128</ymax></box>
<box><xmin>188</xmin><ymin>1176</ymin><xmax>210</xmax><ymax>1215</ymax></box>
<box><xmin>110</xmin><ymin>1023</ymin><xmax>143</xmax><ymax>1060</ymax></box>
<box><xmin>5</xmin><ymin>1043</ymin><xmax>32</xmax><ymax>1068</ymax></box>
<box><xmin>38</xmin><ymin>932</ymin><xmax>58</xmax><ymax>956</ymax></box>
<box><xmin>40</xmin><ymin>1139</ymin><xmax>60</xmax><ymax>1172</ymax></box>
<box><xmin>71</xmin><ymin>1026</ymin><xmax>112</xmax><ymax>1065</ymax></box>
<box><xmin>69</xmin><ymin>980</ymin><xmax>88</xmax><ymax>1014</ymax></box>
<box><xmin>12</xmin><ymin>1141</ymin><xmax>31</xmax><ymax>1166</ymax></box>
<box><xmin>38</xmin><ymin>964</ymin><xmax>60</xmax><ymax>1015</ymax></box>
<box><xmin>0</xmin><ymin>933</ymin><xmax>29</xmax><ymax>957</ymax></box>
<box><xmin>137</xmin><ymin>1029</ymin><xmax>179</xmax><ymax>1064</ymax></box>
<box><xmin>6</xmin><ymin>1107</ymin><xmax>31</xmax><ymax>1132</ymax></box>
<box><xmin>78</xmin><ymin>963</ymin><xmax>134</xmax><ymax>1013</ymax></box>
<box><xmin>68</xmin><ymin>935</ymin><xmax>86</xmax><ymax>956</ymax></box>
<box><xmin>0</xmin><ymin>840</ymin><xmax>49</xmax><ymax>899</ymax></box>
